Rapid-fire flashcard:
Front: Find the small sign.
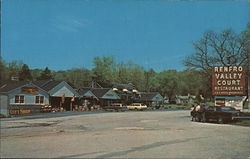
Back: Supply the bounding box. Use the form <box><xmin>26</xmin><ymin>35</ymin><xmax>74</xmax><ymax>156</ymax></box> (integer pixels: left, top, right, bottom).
<box><xmin>105</xmin><ymin>94</ymin><xmax>114</xmax><ymax>97</ymax></box>
<box><xmin>9</xmin><ymin>109</ymin><xmax>31</xmax><ymax>115</ymax></box>
<box><xmin>215</xmin><ymin>99</ymin><xmax>225</xmax><ymax>106</ymax></box>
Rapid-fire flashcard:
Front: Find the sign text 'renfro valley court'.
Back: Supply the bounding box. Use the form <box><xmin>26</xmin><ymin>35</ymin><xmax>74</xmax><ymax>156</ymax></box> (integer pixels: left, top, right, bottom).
<box><xmin>212</xmin><ymin>66</ymin><xmax>247</xmax><ymax>96</ymax></box>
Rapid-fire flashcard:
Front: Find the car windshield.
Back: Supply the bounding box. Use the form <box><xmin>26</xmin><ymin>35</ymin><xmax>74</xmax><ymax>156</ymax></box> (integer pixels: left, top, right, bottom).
<box><xmin>220</xmin><ymin>107</ymin><xmax>236</xmax><ymax>111</ymax></box>
<box><xmin>133</xmin><ymin>103</ymin><xmax>140</xmax><ymax>106</ymax></box>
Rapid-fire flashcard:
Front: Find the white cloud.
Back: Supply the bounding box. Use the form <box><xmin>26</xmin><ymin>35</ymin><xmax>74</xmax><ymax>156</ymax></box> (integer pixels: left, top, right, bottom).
<box><xmin>51</xmin><ymin>16</ymin><xmax>90</xmax><ymax>32</ymax></box>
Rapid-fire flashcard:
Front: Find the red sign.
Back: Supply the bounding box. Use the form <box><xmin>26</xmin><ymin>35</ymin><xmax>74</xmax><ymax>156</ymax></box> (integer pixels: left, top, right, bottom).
<box><xmin>212</xmin><ymin>66</ymin><xmax>247</xmax><ymax>96</ymax></box>
<box><xmin>105</xmin><ymin>94</ymin><xmax>114</xmax><ymax>97</ymax></box>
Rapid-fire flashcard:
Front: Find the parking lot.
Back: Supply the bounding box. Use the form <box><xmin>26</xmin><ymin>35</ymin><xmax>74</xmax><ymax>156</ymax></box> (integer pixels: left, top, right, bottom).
<box><xmin>1</xmin><ymin>110</ymin><xmax>250</xmax><ymax>158</ymax></box>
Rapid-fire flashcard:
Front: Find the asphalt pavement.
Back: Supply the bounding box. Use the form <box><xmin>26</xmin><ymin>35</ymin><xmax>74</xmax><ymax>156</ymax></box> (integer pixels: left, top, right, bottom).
<box><xmin>1</xmin><ymin>110</ymin><xmax>250</xmax><ymax>158</ymax></box>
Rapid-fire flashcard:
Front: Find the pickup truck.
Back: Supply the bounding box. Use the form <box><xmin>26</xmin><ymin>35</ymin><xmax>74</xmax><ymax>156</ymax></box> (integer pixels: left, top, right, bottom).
<box><xmin>102</xmin><ymin>103</ymin><xmax>127</xmax><ymax>112</ymax></box>
<box><xmin>127</xmin><ymin>103</ymin><xmax>147</xmax><ymax>111</ymax></box>
<box><xmin>191</xmin><ymin>106</ymin><xmax>240</xmax><ymax>124</ymax></box>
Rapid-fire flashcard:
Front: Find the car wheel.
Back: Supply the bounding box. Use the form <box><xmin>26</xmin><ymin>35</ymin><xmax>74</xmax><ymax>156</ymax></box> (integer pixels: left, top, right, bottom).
<box><xmin>191</xmin><ymin>116</ymin><xmax>195</xmax><ymax>121</ymax></box>
<box><xmin>201</xmin><ymin>113</ymin><xmax>206</xmax><ymax>123</ymax></box>
<box><xmin>195</xmin><ymin>116</ymin><xmax>200</xmax><ymax>122</ymax></box>
<box><xmin>217</xmin><ymin>117</ymin><xmax>224</xmax><ymax>124</ymax></box>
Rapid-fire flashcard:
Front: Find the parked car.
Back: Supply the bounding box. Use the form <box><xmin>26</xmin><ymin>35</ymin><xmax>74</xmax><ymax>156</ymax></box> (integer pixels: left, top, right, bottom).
<box><xmin>191</xmin><ymin>106</ymin><xmax>240</xmax><ymax>124</ymax></box>
<box><xmin>127</xmin><ymin>103</ymin><xmax>147</xmax><ymax>111</ymax></box>
<box><xmin>102</xmin><ymin>103</ymin><xmax>127</xmax><ymax>112</ymax></box>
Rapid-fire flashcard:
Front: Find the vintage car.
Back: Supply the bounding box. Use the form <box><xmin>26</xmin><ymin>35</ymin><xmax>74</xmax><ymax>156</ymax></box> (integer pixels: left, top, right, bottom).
<box><xmin>102</xmin><ymin>103</ymin><xmax>127</xmax><ymax>112</ymax></box>
<box><xmin>191</xmin><ymin>106</ymin><xmax>240</xmax><ymax>124</ymax></box>
<box><xmin>127</xmin><ymin>103</ymin><xmax>147</xmax><ymax>111</ymax></box>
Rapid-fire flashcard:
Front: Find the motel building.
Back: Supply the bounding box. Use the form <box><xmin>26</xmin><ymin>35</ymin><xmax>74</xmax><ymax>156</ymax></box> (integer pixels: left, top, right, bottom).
<box><xmin>135</xmin><ymin>92</ymin><xmax>164</xmax><ymax>108</ymax></box>
<box><xmin>78</xmin><ymin>87</ymin><xmax>121</xmax><ymax>109</ymax></box>
<box><xmin>0</xmin><ymin>81</ymin><xmax>50</xmax><ymax>116</ymax></box>
<box><xmin>33</xmin><ymin>80</ymin><xmax>79</xmax><ymax>111</ymax></box>
<box><xmin>0</xmin><ymin>80</ymin><xmax>79</xmax><ymax>116</ymax></box>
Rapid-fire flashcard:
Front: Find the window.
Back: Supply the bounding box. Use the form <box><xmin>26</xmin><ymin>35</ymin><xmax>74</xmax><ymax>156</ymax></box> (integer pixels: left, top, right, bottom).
<box><xmin>35</xmin><ymin>96</ymin><xmax>44</xmax><ymax>104</ymax></box>
<box><xmin>221</xmin><ymin>107</ymin><xmax>235</xmax><ymax>111</ymax></box>
<box><xmin>15</xmin><ymin>96</ymin><xmax>24</xmax><ymax>104</ymax></box>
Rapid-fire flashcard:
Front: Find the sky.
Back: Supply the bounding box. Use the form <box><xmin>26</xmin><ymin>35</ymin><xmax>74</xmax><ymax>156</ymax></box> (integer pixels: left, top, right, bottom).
<box><xmin>1</xmin><ymin>0</ymin><xmax>249</xmax><ymax>72</ymax></box>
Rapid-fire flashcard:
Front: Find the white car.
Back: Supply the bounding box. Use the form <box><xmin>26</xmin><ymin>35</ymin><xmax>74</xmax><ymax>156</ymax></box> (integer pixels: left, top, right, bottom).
<box><xmin>127</xmin><ymin>103</ymin><xmax>147</xmax><ymax>111</ymax></box>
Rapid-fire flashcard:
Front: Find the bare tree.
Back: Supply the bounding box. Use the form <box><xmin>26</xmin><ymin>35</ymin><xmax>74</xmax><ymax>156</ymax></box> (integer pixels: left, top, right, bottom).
<box><xmin>183</xmin><ymin>28</ymin><xmax>249</xmax><ymax>100</ymax></box>
<box><xmin>183</xmin><ymin>29</ymin><xmax>248</xmax><ymax>72</ymax></box>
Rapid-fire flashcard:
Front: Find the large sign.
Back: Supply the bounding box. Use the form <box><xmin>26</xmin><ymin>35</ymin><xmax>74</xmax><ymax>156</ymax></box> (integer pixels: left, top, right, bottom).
<box><xmin>21</xmin><ymin>87</ymin><xmax>39</xmax><ymax>94</ymax></box>
<box><xmin>212</xmin><ymin>66</ymin><xmax>247</xmax><ymax>96</ymax></box>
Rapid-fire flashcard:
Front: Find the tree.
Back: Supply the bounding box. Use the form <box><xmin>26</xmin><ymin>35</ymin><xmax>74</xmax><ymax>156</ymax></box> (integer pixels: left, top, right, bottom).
<box><xmin>19</xmin><ymin>64</ymin><xmax>33</xmax><ymax>81</ymax></box>
<box><xmin>37</xmin><ymin>67</ymin><xmax>53</xmax><ymax>80</ymax></box>
<box><xmin>144</xmin><ymin>68</ymin><xmax>157</xmax><ymax>92</ymax></box>
<box><xmin>7</xmin><ymin>60</ymin><xmax>23</xmax><ymax>80</ymax></box>
<box><xmin>0</xmin><ymin>58</ymin><xmax>8</xmax><ymax>84</ymax></box>
<box><xmin>31</xmin><ymin>69</ymin><xmax>43</xmax><ymax>80</ymax></box>
<box><xmin>183</xmin><ymin>28</ymin><xmax>249</xmax><ymax>100</ymax></box>
<box><xmin>154</xmin><ymin>70</ymin><xmax>179</xmax><ymax>100</ymax></box>
<box><xmin>127</xmin><ymin>65</ymin><xmax>145</xmax><ymax>91</ymax></box>
<box><xmin>92</xmin><ymin>56</ymin><xmax>116</xmax><ymax>82</ymax></box>
<box><xmin>183</xmin><ymin>29</ymin><xmax>248</xmax><ymax>71</ymax></box>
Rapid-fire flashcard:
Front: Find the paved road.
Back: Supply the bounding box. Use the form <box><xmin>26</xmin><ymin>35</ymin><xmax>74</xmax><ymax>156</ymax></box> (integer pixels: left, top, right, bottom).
<box><xmin>1</xmin><ymin>110</ymin><xmax>250</xmax><ymax>158</ymax></box>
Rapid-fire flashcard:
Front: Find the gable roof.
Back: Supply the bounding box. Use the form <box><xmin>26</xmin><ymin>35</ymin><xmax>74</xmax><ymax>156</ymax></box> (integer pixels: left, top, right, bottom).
<box><xmin>0</xmin><ymin>81</ymin><xmax>31</xmax><ymax>93</ymax></box>
<box><xmin>139</xmin><ymin>92</ymin><xmax>162</xmax><ymax>101</ymax></box>
<box><xmin>0</xmin><ymin>81</ymin><xmax>48</xmax><ymax>95</ymax></box>
<box><xmin>78</xmin><ymin>87</ymin><xmax>91</xmax><ymax>96</ymax></box>
<box><xmin>90</xmin><ymin>88</ymin><xmax>111</xmax><ymax>98</ymax></box>
<box><xmin>99</xmin><ymin>82</ymin><xmax>135</xmax><ymax>91</ymax></box>
<box><xmin>33</xmin><ymin>80</ymin><xmax>62</xmax><ymax>92</ymax></box>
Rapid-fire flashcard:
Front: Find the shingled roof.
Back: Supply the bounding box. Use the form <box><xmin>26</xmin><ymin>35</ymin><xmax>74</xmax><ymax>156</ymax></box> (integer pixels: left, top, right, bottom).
<box><xmin>78</xmin><ymin>87</ymin><xmax>91</xmax><ymax>96</ymax></box>
<box><xmin>90</xmin><ymin>88</ymin><xmax>111</xmax><ymax>98</ymax></box>
<box><xmin>99</xmin><ymin>82</ymin><xmax>135</xmax><ymax>91</ymax></box>
<box><xmin>33</xmin><ymin>80</ymin><xmax>62</xmax><ymax>92</ymax></box>
<box><xmin>0</xmin><ymin>81</ymin><xmax>32</xmax><ymax>93</ymax></box>
<box><xmin>139</xmin><ymin>92</ymin><xmax>160</xmax><ymax>101</ymax></box>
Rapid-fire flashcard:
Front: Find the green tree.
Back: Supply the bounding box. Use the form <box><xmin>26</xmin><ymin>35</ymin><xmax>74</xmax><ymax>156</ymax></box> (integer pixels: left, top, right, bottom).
<box><xmin>37</xmin><ymin>67</ymin><xmax>53</xmax><ymax>80</ymax></box>
<box><xmin>65</xmin><ymin>68</ymin><xmax>92</xmax><ymax>88</ymax></box>
<box><xmin>0</xmin><ymin>58</ymin><xmax>8</xmax><ymax>84</ymax></box>
<box><xmin>116</xmin><ymin>62</ymin><xmax>130</xmax><ymax>83</ymax></box>
<box><xmin>92</xmin><ymin>56</ymin><xmax>116</xmax><ymax>82</ymax></box>
<box><xmin>7</xmin><ymin>60</ymin><xmax>23</xmax><ymax>80</ymax></box>
<box><xmin>31</xmin><ymin>69</ymin><xmax>43</xmax><ymax>80</ymax></box>
<box><xmin>144</xmin><ymin>68</ymin><xmax>157</xmax><ymax>92</ymax></box>
<box><xmin>19</xmin><ymin>64</ymin><xmax>33</xmax><ymax>81</ymax></box>
<box><xmin>154</xmin><ymin>70</ymin><xmax>179</xmax><ymax>100</ymax></box>
<box><xmin>127</xmin><ymin>65</ymin><xmax>145</xmax><ymax>91</ymax></box>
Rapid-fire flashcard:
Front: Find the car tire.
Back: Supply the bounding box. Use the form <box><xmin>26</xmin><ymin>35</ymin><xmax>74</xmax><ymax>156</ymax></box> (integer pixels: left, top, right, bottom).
<box><xmin>217</xmin><ymin>117</ymin><xmax>224</xmax><ymax>124</ymax></box>
<box><xmin>191</xmin><ymin>116</ymin><xmax>195</xmax><ymax>121</ymax></box>
<box><xmin>195</xmin><ymin>116</ymin><xmax>200</xmax><ymax>122</ymax></box>
<box><xmin>201</xmin><ymin>113</ymin><xmax>206</xmax><ymax>123</ymax></box>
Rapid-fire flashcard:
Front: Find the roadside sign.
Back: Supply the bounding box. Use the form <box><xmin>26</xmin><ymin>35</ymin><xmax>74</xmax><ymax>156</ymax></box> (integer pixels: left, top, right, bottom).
<box><xmin>212</xmin><ymin>66</ymin><xmax>247</xmax><ymax>96</ymax></box>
